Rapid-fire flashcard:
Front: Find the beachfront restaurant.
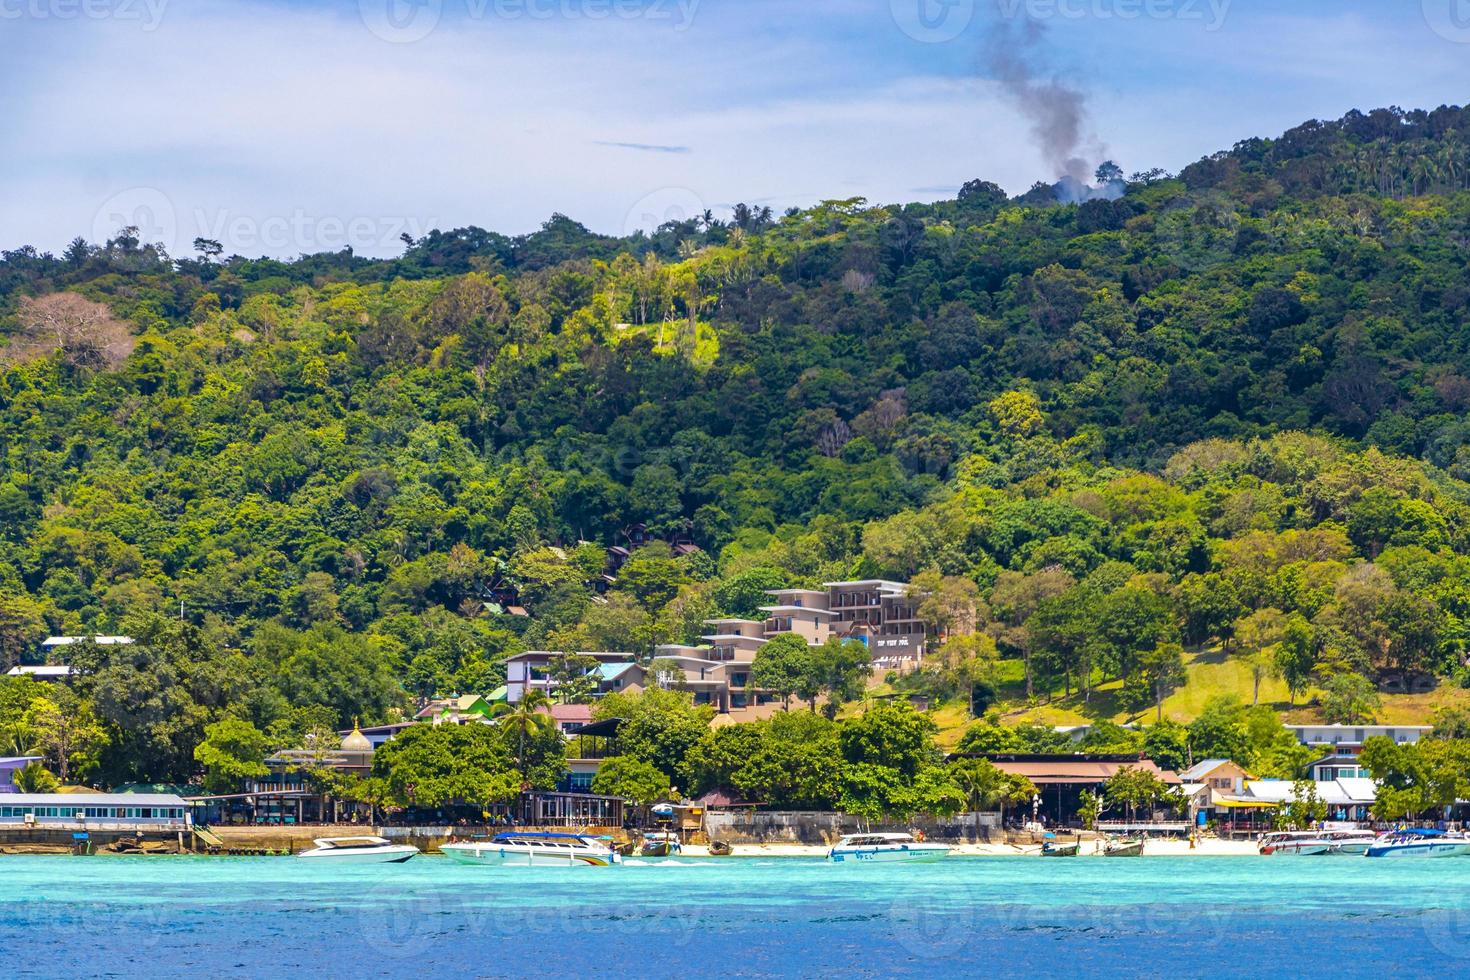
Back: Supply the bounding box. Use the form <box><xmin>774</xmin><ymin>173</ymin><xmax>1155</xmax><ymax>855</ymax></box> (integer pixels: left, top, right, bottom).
<box><xmin>955</xmin><ymin>754</ymin><xmax>1184</xmax><ymax>829</ymax></box>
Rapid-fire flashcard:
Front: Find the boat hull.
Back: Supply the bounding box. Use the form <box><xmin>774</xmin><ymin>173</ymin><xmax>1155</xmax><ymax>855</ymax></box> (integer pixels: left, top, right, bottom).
<box><xmin>297</xmin><ymin>846</ymin><xmax>418</xmax><ymax>864</ymax></box>
<box><xmin>828</xmin><ymin>844</ymin><xmax>950</xmax><ymax>864</ymax></box>
<box><xmin>1261</xmin><ymin>842</ymin><xmax>1331</xmax><ymax>856</ymax></box>
<box><xmin>1365</xmin><ymin>841</ymin><xmax>1470</xmax><ymax>858</ymax></box>
<box><xmin>441</xmin><ymin>843</ymin><xmax>617</xmax><ymax>867</ymax></box>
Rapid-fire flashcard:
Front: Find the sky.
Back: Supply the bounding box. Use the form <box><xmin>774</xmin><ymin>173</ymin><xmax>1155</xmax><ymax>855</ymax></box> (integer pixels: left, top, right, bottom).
<box><xmin>2</xmin><ymin>0</ymin><xmax>1470</xmax><ymax>258</ymax></box>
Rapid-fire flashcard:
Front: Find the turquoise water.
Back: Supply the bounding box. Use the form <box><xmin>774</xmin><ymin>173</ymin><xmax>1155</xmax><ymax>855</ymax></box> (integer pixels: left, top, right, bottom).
<box><xmin>6</xmin><ymin>855</ymin><xmax>1470</xmax><ymax>977</ymax></box>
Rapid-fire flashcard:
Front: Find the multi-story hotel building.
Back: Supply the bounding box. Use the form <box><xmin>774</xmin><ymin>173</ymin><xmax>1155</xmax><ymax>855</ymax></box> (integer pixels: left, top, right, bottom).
<box><xmin>504</xmin><ymin>580</ymin><xmax>931</xmax><ymax>716</ymax></box>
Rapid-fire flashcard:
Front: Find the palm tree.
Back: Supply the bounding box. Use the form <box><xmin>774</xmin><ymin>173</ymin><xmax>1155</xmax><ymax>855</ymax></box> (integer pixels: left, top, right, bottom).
<box><xmin>0</xmin><ymin>721</ymin><xmax>36</xmax><ymax>758</ymax></box>
<box><xmin>950</xmin><ymin>759</ymin><xmax>993</xmax><ymax>839</ymax></box>
<box><xmin>495</xmin><ymin>690</ymin><xmax>557</xmax><ymax>775</ymax></box>
<box><xmin>13</xmin><ymin>762</ymin><xmax>58</xmax><ymax>794</ymax></box>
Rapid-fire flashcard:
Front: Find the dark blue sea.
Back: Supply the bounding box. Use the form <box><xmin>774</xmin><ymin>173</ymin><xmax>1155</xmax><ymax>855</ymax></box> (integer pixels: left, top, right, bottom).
<box><xmin>4</xmin><ymin>854</ymin><xmax>1468</xmax><ymax>977</ymax></box>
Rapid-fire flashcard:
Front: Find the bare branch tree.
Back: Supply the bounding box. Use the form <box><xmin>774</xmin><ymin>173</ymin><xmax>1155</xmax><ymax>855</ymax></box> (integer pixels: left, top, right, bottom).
<box><xmin>7</xmin><ymin>293</ymin><xmax>135</xmax><ymax>372</ymax></box>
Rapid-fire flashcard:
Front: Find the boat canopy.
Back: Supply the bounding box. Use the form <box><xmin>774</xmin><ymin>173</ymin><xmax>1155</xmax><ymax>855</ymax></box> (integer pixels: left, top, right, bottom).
<box><xmin>491</xmin><ymin>831</ymin><xmax>598</xmax><ymax>842</ymax></box>
<box><xmin>837</xmin><ymin>833</ymin><xmax>916</xmax><ymax>844</ymax></box>
<box><xmin>1211</xmin><ymin>796</ymin><xmax>1280</xmax><ymax>809</ymax></box>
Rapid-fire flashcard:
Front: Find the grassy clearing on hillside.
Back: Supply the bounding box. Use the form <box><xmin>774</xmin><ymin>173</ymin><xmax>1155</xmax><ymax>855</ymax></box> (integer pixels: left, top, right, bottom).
<box><xmin>927</xmin><ymin>649</ymin><xmax>1469</xmax><ymax>746</ymax></box>
<box><xmin>611</xmin><ymin>319</ymin><xmax>719</xmax><ymax>367</ymax></box>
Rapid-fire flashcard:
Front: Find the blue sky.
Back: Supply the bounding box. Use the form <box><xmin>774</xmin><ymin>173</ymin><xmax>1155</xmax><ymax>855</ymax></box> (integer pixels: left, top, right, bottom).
<box><xmin>3</xmin><ymin>0</ymin><xmax>1470</xmax><ymax>258</ymax></box>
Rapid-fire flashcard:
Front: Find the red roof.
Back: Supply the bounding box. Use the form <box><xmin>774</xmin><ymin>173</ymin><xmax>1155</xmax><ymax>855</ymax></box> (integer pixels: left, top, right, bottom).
<box><xmin>988</xmin><ymin>758</ymin><xmax>1181</xmax><ymax>785</ymax></box>
<box><xmin>543</xmin><ymin>704</ymin><xmax>594</xmax><ymax>725</ymax></box>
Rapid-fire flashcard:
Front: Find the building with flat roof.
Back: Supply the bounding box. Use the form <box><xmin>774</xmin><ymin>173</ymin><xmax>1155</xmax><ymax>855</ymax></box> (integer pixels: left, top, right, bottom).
<box><xmin>504</xmin><ymin>578</ymin><xmax>932</xmax><ymax>717</ymax></box>
<box><xmin>1285</xmin><ymin>724</ymin><xmax>1431</xmax><ymax>749</ymax></box>
<box><xmin>0</xmin><ymin>793</ymin><xmax>190</xmax><ymax>830</ymax></box>
<box><xmin>41</xmin><ymin>635</ymin><xmax>133</xmax><ymax>648</ymax></box>
<box><xmin>0</xmin><ymin>756</ymin><xmax>43</xmax><ymax>794</ymax></box>
<box><xmin>1210</xmin><ymin>778</ymin><xmax>1378</xmax><ymax>830</ymax></box>
<box><xmin>5</xmin><ymin>665</ymin><xmax>74</xmax><ymax>681</ymax></box>
<box><xmin>1285</xmin><ymin>724</ymin><xmax>1432</xmax><ymax>782</ymax></box>
<box><xmin>506</xmin><ymin>651</ymin><xmax>641</xmax><ymax>703</ymax></box>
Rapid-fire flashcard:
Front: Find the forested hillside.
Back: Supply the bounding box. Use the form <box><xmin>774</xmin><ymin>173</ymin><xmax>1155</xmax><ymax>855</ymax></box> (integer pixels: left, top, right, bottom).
<box><xmin>4</xmin><ymin>105</ymin><xmax>1470</xmax><ymax>784</ymax></box>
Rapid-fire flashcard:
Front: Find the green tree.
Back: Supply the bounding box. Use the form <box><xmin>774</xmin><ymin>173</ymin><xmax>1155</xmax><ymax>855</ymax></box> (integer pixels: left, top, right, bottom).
<box><xmin>547</xmin><ymin>653</ymin><xmax>602</xmax><ymax>704</ymax></box>
<box><xmin>13</xmin><ymin>762</ymin><xmax>59</xmax><ymax>794</ymax></box>
<box><xmin>837</xmin><ymin>702</ymin><xmax>948</xmax><ymax>821</ymax></box>
<box><xmin>731</xmin><ymin>713</ymin><xmax>846</xmax><ymax>809</ymax></box>
<box><xmin>804</xmin><ymin>636</ymin><xmax>871</xmax><ymax>718</ymax></box>
<box><xmin>495</xmin><ymin>690</ymin><xmax>559</xmax><ymax>778</ymax></box>
<box><xmin>592</xmin><ymin>755</ymin><xmax>671</xmax><ymax>806</ymax></box>
<box><xmin>1136</xmin><ymin>643</ymin><xmax>1187</xmax><ymax>721</ymax></box>
<box><xmin>711</xmin><ymin>567</ymin><xmax>787</xmax><ymax>620</ymax></box>
<box><xmin>750</xmin><ymin>633</ymin><xmax>812</xmax><ymax>709</ymax></box>
<box><xmin>71</xmin><ymin>617</ymin><xmax>244</xmax><ymax>784</ymax></box>
<box><xmin>371</xmin><ymin>723</ymin><xmax>521</xmax><ymax>809</ymax></box>
<box><xmin>594</xmin><ymin>687</ymin><xmax>714</xmax><ymax>785</ymax></box>
<box><xmin>1142</xmin><ymin>720</ymin><xmax>1190</xmax><ymax>772</ymax></box>
<box><xmin>1279</xmin><ymin>779</ymin><xmax>1328</xmax><ymax>830</ymax></box>
<box><xmin>1359</xmin><ymin>736</ymin><xmax>1470</xmax><ymax>820</ymax></box>
<box><xmin>1275</xmin><ymin>613</ymin><xmax>1316</xmax><ymax>705</ymax></box>
<box><xmin>1234</xmin><ymin>608</ymin><xmax>1286</xmax><ymax>705</ymax></box>
<box><xmin>193</xmin><ymin>718</ymin><xmax>272</xmax><ymax>795</ymax></box>
<box><xmin>1187</xmin><ymin>695</ymin><xmax>1251</xmax><ymax>765</ymax></box>
<box><xmin>24</xmin><ymin>690</ymin><xmax>107</xmax><ymax>783</ymax></box>
<box><xmin>1103</xmin><ymin>766</ymin><xmax>1173</xmax><ymax>824</ymax></box>
<box><xmin>1319</xmin><ymin>673</ymin><xmax>1380</xmax><ymax>725</ymax></box>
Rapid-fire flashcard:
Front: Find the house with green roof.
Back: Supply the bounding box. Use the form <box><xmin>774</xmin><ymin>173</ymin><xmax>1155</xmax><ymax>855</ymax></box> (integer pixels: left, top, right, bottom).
<box><xmin>414</xmin><ymin>694</ymin><xmax>498</xmax><ymax>725</ymax></box>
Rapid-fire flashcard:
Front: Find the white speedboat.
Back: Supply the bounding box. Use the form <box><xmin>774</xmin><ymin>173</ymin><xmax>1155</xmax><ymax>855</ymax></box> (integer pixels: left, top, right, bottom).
<box><xmin>827</xmin><ymin>833</ymin><xmax>949</xmax><ymax>864</ymax></box>
<box><xmin>296</xmin><ymin>836</ymin><xmax>419</xmax><ymax>863</ymax></box>
<box><xmin>440</xmin><ymin>832</ymin><xmax>620</xmax><ymax>867</ymax></box>
<box><xmin>1260</xmin><ymin>831</ymin><xmax>1379</xmax><ymax>856</ymax></box>
<box><xmin>1365</xmin><ymin>829</ymin><xmax>1470</xmax><ymax>858</ymax></box>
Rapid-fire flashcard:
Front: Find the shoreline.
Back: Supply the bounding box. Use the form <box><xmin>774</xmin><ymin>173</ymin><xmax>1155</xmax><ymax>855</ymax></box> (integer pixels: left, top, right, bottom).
<box><xmin>673</xmin><ymin>838</ymin><xmax>1260</xmax><ymax>858</ymax></box>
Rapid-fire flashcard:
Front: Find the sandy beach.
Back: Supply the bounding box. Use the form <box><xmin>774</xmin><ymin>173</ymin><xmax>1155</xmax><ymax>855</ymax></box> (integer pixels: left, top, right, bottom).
<box><xmin>676</xmin><ymin>837</ymin><xmax>1260</xmax><ymax>858</ymax></box>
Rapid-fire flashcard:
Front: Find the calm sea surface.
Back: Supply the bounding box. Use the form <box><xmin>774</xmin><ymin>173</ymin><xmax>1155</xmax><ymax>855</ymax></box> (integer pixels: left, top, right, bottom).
<box><xmin>5</xmin><ymin>854</ymin><xmax>1470</xmax><ymax>977</ymax></box>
